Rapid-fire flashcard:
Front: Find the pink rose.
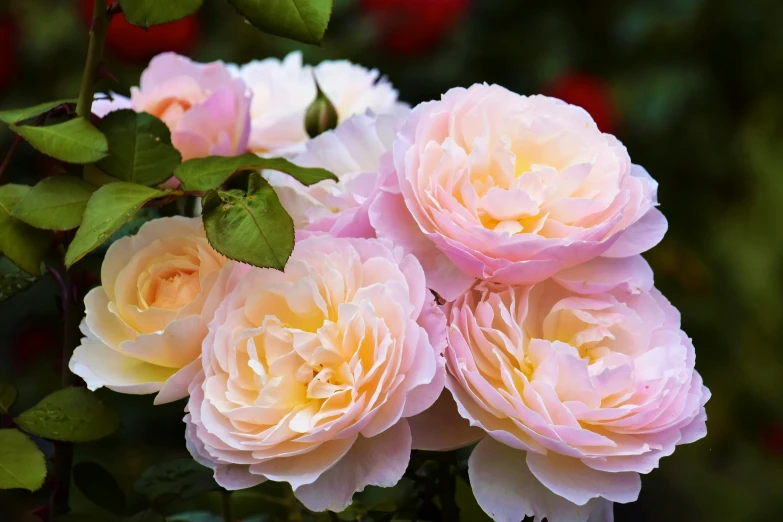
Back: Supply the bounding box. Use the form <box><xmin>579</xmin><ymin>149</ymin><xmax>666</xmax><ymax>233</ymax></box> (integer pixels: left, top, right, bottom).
<box><xmin>267</xmin><ymin>112</ymin><xmax>403</xmax><ymax>238</ymax></box>
<box><xmin>69</xmin><ymin>217</ymin><xmax>239</xmax><ymax>404</ymax></box>
<box><xmin>185</xmin><ymin>235</ymin><xmax>447</xmax><ymax>511</ymax></box>
<box><xmin>370</xmin><ymin>84</ymin><xmax>667</xmax><ymax>301</ymax></box>
<box><xmin>94</xmin><ymin>53</ymin><xmax>252</xmax><ymax>161</ymax></box>
<box><xmin>415</xmin><ymin>256</ymin><xmax>709</xmax><ymax>521</ymax></box>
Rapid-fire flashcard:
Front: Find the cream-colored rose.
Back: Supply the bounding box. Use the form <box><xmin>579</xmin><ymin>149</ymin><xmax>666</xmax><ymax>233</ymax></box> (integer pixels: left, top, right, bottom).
<box><xmin>70</xmin><ymin>217</ymin><xmax>236</xmax><ymax>404</ymax></box>
<box><xmin>233</xmin><ymin>52</ymin><xmax>407</xmax><ymax>155</ymax></box>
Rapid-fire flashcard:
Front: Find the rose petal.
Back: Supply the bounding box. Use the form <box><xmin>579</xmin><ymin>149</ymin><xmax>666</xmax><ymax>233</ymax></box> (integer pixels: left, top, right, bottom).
<box><xmin>526</xmin><ymin>452</ymin><xmax>641</xmax><ymax>505</ymax></box>
<box><xmin>294</xmin><ymin>420</ymin><xmax>412</xmax><ymax>512</ymax></box>
<box><xmin>470</xmin><ymin>437</ymin><xmax>614</xmax><ymax>522</ymax></box>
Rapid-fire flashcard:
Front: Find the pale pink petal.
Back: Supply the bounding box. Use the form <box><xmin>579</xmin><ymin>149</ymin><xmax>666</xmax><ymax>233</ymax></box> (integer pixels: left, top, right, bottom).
<box><xmin>470</xmin><ymin>437</ymin><xmax>614</xmax><ymax>522</ymax></box>
<box><xmin>408</xmin><ymin>391</ymin><xmax>484</xmax><ymax>451</ymax></box>
<box><xmin>294</xmin><ymin>420</ymin><xmax>412</xmax><ymax>512</ymax></box>
<box><xmin>552</xmin><ymin>255</ymin><xmax>654</xmax><ymax>295</ymax></box>
<box><xmin>249</xmin><ymin>437</ymin><xmax>357</xmax><ymax>490</ymax></box>
<box><xmin>370</xmin><ymin>190</ymin><xmax>475</xmax><ymax>301</ymax></box>
<box><xmin>154</xmin><ymin>358</ymin><xmax>202</xmax><ymax>405</ymax></box>
<box><xmin>602</xmin><ymin>208</ymin><xmax>667</xmax><ymax>258</ymax></box>
<box><xmin>526</xmin><ymin>452</ymin><xmax>641</xmax><ymax>506</ymax></box>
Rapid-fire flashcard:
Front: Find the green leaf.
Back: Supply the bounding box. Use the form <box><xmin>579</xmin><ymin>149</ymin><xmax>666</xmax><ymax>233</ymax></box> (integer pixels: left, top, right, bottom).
<box><xmin>120</xmin><ymin>0</ymin><xmax>203</xmax><ymax>27</ymax></box>
<box><xmin>65</xmin><ymin>183</ymin><xmax>168</xmax><ymax>267</ymax></box>
<box><xmin>134</xmin><ymin>459</ymin><xmax>218</xmax><ymax>504</ymax></box>
<box><xmin>98</xmin><ymin>110</ymin><xmax>182</xmax><ymax>186</ymax></box>
<box><xmin>0</xmin><ymin>184</ymin><xmax>53</xmax><ymax>276</ymax></box>
<box><xmin>226</xmin><ymin>0</ymin><xmax>333</xmax><ymax>45</ymax></box>
<box><xmin>14</xmin><ymin>387</ymin><xmax>121</xmax><ymax>442</ymax></box>
<box><xmin>0</xmin><ymin>429</ymin><xmax>46</xmax><ymax>491</ymax></box>
<box><xmin>0</xmin><ymin>256</ymin><xmax>38</xmax><ymax>301</ymax></box>
<box><xmin>0</xmin><ymin>382</ymin><xmax>17</xmax><ymax>415</ymax></box>
<box><xmin>0</xmin><ymin>99</ymin><xmax>76</xmax><ymax>125</ymax></box>
<box><xmin>83</xmin><ymin>163</ymin><xmax>122</xmax><ymax>187</ymax></box>
<box><xmin>455</xmin><ymin>476</ymin><xmax>493</xmax><ymax>522</ymax></box>
<box><xmin>12</xmin><ymin>177</ymin><xmax>97</xmax><ymax>231</ymax></box>
<box><xmin>73</xmin><ymin>461</ymin><xmax>126</xmax><ymax>516</ymax></box>
<box><xmin>202</xmin><ymin>173</ymin><xmax>294</xmax><ymax>270</ymax></box>
<box><xmin>175</xmin><ymin>152</ymin><xmax>336</xmax><ymax>192</ymax></box>
<box><xmin>12</xmin><ymin>117</ymin><xmax>108</xmax><ymax>164</ymax></box>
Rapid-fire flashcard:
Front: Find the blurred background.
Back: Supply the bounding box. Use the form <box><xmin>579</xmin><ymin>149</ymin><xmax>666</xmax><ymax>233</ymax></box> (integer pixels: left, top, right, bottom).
<box><xmin>1</xmin><ymin>0</ymin><xmax>782</xmax><ymax>520</ymax></box>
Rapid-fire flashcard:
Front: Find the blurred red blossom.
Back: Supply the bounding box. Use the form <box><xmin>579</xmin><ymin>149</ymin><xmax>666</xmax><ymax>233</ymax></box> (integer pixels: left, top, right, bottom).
<box><xmin>362</xmin><ymin>0</ymin><xmax>470</xmax><ymax>54</ymax></box>
<box><xmin>14</xmin><ymin>320</ymin><xmax>60</xmax><ymax>368</ymax></box>
<box><xmin>0</xmin><ymin>16</ymin><xmax>18</xmax><ymax>93</ymax></box>
<box><xmin>81</xmin><ymin>0</ymin><xmax>199</xmax><ymax>63</ymax></box>
<box><xmin>546</xmin><ymin>72</ymin><xmax>616</xmax><ymax>133</ymax></box>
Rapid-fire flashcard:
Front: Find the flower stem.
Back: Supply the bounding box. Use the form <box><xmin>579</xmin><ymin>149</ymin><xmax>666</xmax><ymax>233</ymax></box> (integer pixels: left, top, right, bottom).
<box><xmin>0</xmin><ymin>135</ymin><xmax>21</xmax><ymax>183</ymax></box>
<box><xmin>75</xmin><ymin>0</ymin><xmax>110</xmax><ymax>119</ymax></box>
<box><xmin>286</xmin><ymin>486</ymin><xmax>304</xmax><ymax>522</ymax></box>
<box><xmin>221</xmin><ymin>490</ymin><xmax>234</xmax><ymax>522</ymax></box>
<box><xmin>47</xmin><ymin>263</ymin><xmax>82</xmax><ymax>515</ymax></box>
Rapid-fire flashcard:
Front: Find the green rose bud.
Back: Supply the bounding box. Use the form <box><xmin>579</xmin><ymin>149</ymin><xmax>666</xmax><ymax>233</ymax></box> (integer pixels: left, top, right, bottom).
<box><xmin>304</xmin><ymin>80</ymin><xmax>338</xmax><ymax>139</ymax></box>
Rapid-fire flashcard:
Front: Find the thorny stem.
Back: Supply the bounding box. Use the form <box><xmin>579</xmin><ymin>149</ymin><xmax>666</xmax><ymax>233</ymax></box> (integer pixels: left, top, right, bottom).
<box><xmin>46</xmin><ymin>262</ymin><xmax>82</xmax><ymax>516</ymax></box>
<box><xmin>52</xmin><ymin>0</ymin><xmax>109</xmax><ymax>514</ymax></box>
<box><xmin>75</xmin><ymin>0</ymin><xmax>110</xmax><ymax>119</ymax></box>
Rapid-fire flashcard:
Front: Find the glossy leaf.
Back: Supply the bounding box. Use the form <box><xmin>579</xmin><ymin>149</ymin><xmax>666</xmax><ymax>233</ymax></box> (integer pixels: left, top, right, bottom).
<box><xmin>14</xmin><ymin>387</ymin><xmax>121</xmax><ymax>442</ymax></box>
<box><xmin>120</xmin><ymin>0</ymin><xmax>203</xmax><ymax>27</ymax></box>
<box><xmin>97</xmin><ymin>110</ymin><xmax>182</xmax><ymax>186</ymax></box>
<box><xmin>73</xmin><ymin>461</ymin><xmax>126</xmax><ymax>516</ymax></box>
<box><xmin>134</xmin><ymin>459</ymin><xmax>218</xmax><ymax>503</ymax></box>
<box><xmin>0</xmin><ymin>185</ymin><xmax>53</xmax><ymax>276</ymax></box>
<box><xmin>202</xmin><ymin>173</ymin><xmax>294</xmax><ymax>270</ymax></box>
<box><xmin>12</xmin><ymin>176</ymin><xmax>96</xmax><ymax>231</ymax></box>
<box><xmin>0</xmin><ymin>429</ymin><xmax>47</xmax><ymax>491</ymax></box>
<box><xmin>0</xmin><ymin>99</ymin><xmax>76</xmax><ymax>125</ymax></box>
<box><xmin>65</xmin><ymin>183</ymin><xmax>168</xmax><ymax>267</ymax></box>
<box><xmin>226</xmin><ymin>0</ymin><xmax>333</xmax><ymax>45</ymax></box>
<box><xmin>11</xmin><ymin>117</ymin><xmax>108</xmax><ymax>164</ymax></box>
<box><xmin>0</xmin><ymin>382</ymin><xmax>17</xmax><ymax>415</ymax></box>
<box><xmin>174</xmin><ymin>152</ymin><xmax>336</xmax><ymax>192</ymax></box>
<box><xmin>0</xmin><ymin>256</ymin><xmax>38</xmax><ymax>301</ymax></box>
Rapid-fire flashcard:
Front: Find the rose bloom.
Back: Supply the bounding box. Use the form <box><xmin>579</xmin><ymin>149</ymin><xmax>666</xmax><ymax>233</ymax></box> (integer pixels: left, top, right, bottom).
<box><xmin>70</xmin><ymin>217</ymin><xmax>238</xmax><ymax>404</ymax></box>
<box><xmin>417</xmin><ymin>256</ymin><xmax>709</xmax><ymax>522</ymax></box>
<box><xmin>370</xmin><ymin>83</ymin><xmax>668</xmax><ymax>301</ymax></box>
<box><xmin>266</xmin><ymin>112</ymin><xmax>402</xmax><ymax>238</ymax></box>
<box><xmin>185</xmin><ymin>235</ymin><xmax>446</xmax><ymax>511</ymax></box>
<box><xmin>232</xmin><ymin>52</ymin><xmax>407</xmax><ymax>154</ymax></box>
<box><xmin>93</xmin><ymin>53</ymin><xmax>251</xmax><ymax>161</ymax></box>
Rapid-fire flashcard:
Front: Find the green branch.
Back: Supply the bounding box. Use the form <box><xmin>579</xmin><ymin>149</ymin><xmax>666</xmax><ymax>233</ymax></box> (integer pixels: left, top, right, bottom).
<box><xmin>75</xmin><ymin>0</ymin><xmax>111</xmax><ymax>119</ymax></box>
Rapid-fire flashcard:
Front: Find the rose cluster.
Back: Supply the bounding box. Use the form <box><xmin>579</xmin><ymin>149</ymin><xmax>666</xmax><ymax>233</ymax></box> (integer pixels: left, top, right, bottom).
<box><xmin>72</xmin><ymin>53</ymin><xmax>709</xmax><ymax>521</ymax></box>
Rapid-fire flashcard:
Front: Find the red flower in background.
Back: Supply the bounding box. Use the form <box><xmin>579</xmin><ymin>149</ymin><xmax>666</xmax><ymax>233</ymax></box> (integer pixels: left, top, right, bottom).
<box><xmin>0</xmin><ymin>16</ymin><xmax>18</xmax><ymax>93</ymax></box>
<box><xmin>546</xmin><ymin>72</ymin><xmax>617</xmax><ymax>134</ymax></box>
<box><xmin>81</xmin><ymin>0</ymin><xmax>199</xmax><ymax>63</ymax></box>
<box><xmin>362</xmin><ymin>0</ymin><xmax>470</xmax><ymax>55</ymax></box>
<box><xmin>14</xmin><ymin>320</ymin><xmax>60</xmax><ymax>369</ymax></box>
